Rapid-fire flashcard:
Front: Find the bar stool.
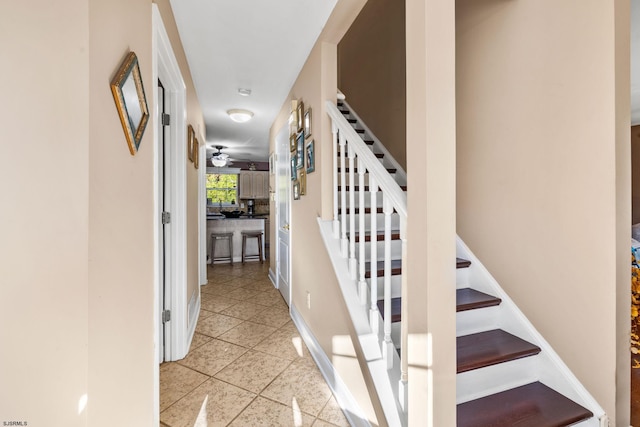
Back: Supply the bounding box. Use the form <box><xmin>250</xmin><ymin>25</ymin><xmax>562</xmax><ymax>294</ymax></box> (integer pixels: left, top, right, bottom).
<box><xmin>241</xmin><ymin>231</ymin><xmax>263</xmax><ymax>264</ymax></box>
<box><xmin>210</xmin><ymin>232</ymin><xmax>234</xmax><ymax>266</ymax></box>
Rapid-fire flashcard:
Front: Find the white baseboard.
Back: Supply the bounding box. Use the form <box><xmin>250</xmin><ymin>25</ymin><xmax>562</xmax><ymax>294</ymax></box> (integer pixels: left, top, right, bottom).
<box><xmin>185</xmin><ymin>291</ymin><xmax>200</xmax><ymax>357</ymax></box>
<box><xmin>268</xmin><ymin>268</ymin><xmax>277</xmax><ymax>288</ymax></box>
<box><xmin>290</xmin><ymin>304</ymin><xmax>371</xmax><ymax>427</ymax></box>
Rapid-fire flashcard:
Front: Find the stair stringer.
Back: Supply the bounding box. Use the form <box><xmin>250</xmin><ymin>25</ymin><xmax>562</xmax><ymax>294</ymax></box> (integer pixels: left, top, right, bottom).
<box><xmin>319</xmin><ymin>218</ymin><xmax>406</xmax><ymax>427</ymax></box>
<box><xmin>456</xmin><ymin>236</ymin><xmax>607</xmax><ymax>426</ymax></box>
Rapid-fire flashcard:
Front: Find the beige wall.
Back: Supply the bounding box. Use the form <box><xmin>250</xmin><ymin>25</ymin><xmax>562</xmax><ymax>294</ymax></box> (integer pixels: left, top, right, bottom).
<box><xmin>0</xmin><ymin>1</ymin><xmax>90</xmax><ymax>425</ymax></box>
<box><xmin>268</xmin><ymin>2</ymin><xmax>386</xmax><ymax>424</ymax></box>
<box><xmin>632</xmin><ymin>126</ymin><xmax>640</xmax><ymax>223</ymax></box>
<box><xmin>1</xmin><ymin>1</ymin><xmax>203</xmax><ymax>425</ymax></box>
<box><xmin>456</xmin><ymin>0</ymin><xmax>629</xmax><ymax>423</ymax></box>
<box><xmin>338</xmin><ymin>0</ymin><xmax>406</xmax><ymax>170</ymax></box>
<box><xmin>88</xmin><ymin>0</ymin><xmax>155</xmax><ymax>423</ymax></box>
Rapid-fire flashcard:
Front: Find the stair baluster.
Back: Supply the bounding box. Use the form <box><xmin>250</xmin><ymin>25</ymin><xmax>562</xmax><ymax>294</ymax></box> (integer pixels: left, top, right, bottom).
<box><xmin>331</xmin><ymin>123</ymin><xmax>340</xmax><ymax>239</ymax></box>
<box><xmin>358</xmin><ymin>164</ymin><xmax>368</xmax><ymax>304</ymax></box>
<box><xmin>382</xmin><ymin>196</ymin><xmax>394</xmax><ymax>369</ymax></box>
<box><xmin>399</xmin><ymin>217</ymin><xmax>408</xmax><ymax>410</ymax></box>
<box><xmin>339</xmin><ymin>131</ymin><xmax>348</xmax><ymax>257</ymax></box>
<box><xmin>348</xmin><ymin>145</ymin><xmax>357</xmax><ymax>279</ymax></box>
<box><xmin>369</xmin><ymin>176</ymin><xmax>379</xmax><ymax>334</ymax></box>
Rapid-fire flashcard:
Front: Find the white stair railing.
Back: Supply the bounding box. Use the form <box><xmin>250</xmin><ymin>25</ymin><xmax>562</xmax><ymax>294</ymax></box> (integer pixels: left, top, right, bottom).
<box><xmin>327</xmin><ymin>100</ymin><xmax>409</xmax><ymax>413</ymax></box>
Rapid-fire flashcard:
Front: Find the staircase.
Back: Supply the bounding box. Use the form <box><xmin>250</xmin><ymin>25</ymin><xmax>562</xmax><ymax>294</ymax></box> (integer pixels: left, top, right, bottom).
<box><xmin>321</xmin><ymin>99</ymin><xmax>606</xmax><ymax>426</ymax></box>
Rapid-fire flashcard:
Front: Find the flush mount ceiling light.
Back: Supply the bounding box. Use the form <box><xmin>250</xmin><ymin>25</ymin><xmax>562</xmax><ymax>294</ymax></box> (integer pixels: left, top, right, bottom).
<box><xmin>227</xmin><ymin>109</ymin><xmax>254</xmax><ymax>123</ymax></box>
<box><xmin>237</xmin><ymin>88</ymin><xmax>252</xmax><ymax>97</ymax></box>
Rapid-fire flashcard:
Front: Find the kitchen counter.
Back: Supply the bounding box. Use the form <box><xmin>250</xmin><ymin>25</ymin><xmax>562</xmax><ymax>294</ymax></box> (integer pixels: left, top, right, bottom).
<box><xmin>207</xmin><ymin>218</ymin><xmax>265</xmax><ymax>263</ymax></box>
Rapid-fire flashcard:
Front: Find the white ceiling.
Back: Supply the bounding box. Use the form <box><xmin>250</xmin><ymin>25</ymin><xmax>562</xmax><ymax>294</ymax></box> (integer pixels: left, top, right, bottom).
<box><xmin>169</xmin><ymin>0</ymin><xmax>338</xmax><ymax>162</ymax></box>
<box><xmin>170</xmin><ymin>0</ymin><xmax>640</xmax><ymax>154</ymax></box>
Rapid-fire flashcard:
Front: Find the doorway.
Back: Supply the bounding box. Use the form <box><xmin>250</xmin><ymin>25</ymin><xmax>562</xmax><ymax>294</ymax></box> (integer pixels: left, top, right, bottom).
<box><xmin>275</xmin><ymin>124</ymin><xmax>291</xmax><ymax>306</ymax></box>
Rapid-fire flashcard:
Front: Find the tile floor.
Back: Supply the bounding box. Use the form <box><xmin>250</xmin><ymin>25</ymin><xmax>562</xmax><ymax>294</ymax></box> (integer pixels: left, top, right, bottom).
<box><xmin>160</xmin><ymin>261</ymin><xmax>350</xmax><ymax>427</ymax></box>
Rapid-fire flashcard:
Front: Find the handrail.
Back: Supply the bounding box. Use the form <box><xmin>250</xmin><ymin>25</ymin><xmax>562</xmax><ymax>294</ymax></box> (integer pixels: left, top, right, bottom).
<box><xmin>325</xmin><ymin>101</ymin><xmax>407</xmax><ymax>219</ymax></box>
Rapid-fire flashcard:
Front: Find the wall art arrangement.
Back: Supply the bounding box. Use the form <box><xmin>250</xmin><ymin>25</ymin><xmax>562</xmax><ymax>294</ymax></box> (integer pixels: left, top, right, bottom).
<box><xmin>290</xmin><ymin>99</ymin><xmax>314</xmax><ymax>201</ymax></box>
<box><xmin>110</xmin><ymin>51</ymin><xmax>149</xmax><ymax>155</ymax></box>
<box><xmin>193</xmin><ymin>137</ymin><xmax>199</xmax><ymax>169</ymax></box>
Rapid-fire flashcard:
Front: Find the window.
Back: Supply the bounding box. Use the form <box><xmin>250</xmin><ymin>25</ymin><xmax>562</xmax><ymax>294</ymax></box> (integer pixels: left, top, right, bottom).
<box><xmin>206</xmin><ymin>173</ymin><xmax>238</xmax><ymax>206</ymax></box>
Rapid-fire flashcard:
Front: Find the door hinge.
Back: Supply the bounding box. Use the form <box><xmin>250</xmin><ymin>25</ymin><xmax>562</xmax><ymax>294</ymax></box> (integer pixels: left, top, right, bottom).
<box><xmin>161</xmin><ymin>113</ymin><xmax>170</xmax><ymax>126</ymax></box>
<box><xmin>162</xmin><ymin>212</ymin><xmax>171</xmax><ymax>224</ymax></box>
<box><xmin>162</xmin><ymin>310</ymin><xmax>171</xmax><ymax>323</ymax></box>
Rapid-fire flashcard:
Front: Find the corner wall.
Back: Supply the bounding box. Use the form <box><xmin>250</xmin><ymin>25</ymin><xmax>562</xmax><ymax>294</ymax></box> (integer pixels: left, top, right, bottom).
<box><xmin>338</xmin><ymin>0</ymin><xmax>406</xmax><ymax>170</ymax></box>
<box><xmin>0</xmin><ymin>2</ymin><xmax>90</xmax><ymax>425</ymax></box>
<box><xmin>456</xmin><ymin>0</ymin><xmax>630</xmax><ymax>423</ymax></box>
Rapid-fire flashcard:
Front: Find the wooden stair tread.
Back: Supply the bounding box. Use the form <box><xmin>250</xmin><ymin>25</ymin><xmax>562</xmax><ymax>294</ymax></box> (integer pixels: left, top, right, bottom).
<box><xmin>457</xmin><ymin>382</ymin><xmax>593</xmax><ymax>427</ymax></box>
<box><xmin>338</xmin><ymin>167</ymin><xmax>397</xmax><ymax>174</ymax></box>
<box><xmin>456</xmin><ymin>257</ymin><xmax>471</xmax><ymax>268</ymax></box>
<box><xmin>338</xmin><ymin>185</ymin><xmax>407</xmax><ymax>192</ymax></box>
<box><xmin>365</xmin><ymin>259</ymin><xmax>402</xmax><ymax>278</ymax></box>
<box><xmin>378</xmin><ymin>287</ymin><xmax>499</xmax><ymax>323</ymax></box>
<box><xmin>456</xmin><ymin>288</ymin><xmax>501</xmax><ymax>312</ymax></box>
<box><xmin>457</xmin><ymin>329</ymin><xmax>541</xmax><ymax>373</ymax></box>
<box><xmin>337</xmin><ymin>207</ymin><xmax>386</xmax><ymax>215</ymax></box>
<box><xmin>375</xmin><ymin>152</ymin><xmax>384</xmax><ymax>158</ymax></box>
<box><xmin>354</xmin><ymin>231</ymin><xmax>401</xmax><ymax>242</ymax></box>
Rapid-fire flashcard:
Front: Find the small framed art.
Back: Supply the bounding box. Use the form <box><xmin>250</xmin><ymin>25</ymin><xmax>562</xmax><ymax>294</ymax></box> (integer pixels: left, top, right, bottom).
<box><xmin>306</xmin><ymin>139</ymin><xmax>315</xmax><ymax>173</ymax></box>
<box><xmin>304</xmin><ymin>107</ymin><xmax>312</xmax><ymax>139</ymax></box>
<box><xmin>296</xmin><ymin>132</ymin><xmax>304</xmax><ymax>170</ymax></box>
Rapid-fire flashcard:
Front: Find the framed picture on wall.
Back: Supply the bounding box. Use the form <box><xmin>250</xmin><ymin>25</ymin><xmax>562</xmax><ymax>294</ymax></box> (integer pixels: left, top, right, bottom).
<box><xmin>296</xmin><ymin>100</ymin><xmax>304</xmax><ymax>132</ymax></box>
<box><xmin>291</xmin><ymin>154</ymin><xmax>297</xmax><ymax>181</ymax></box>
<box><xmin>299</xmin><ymin>168</ymin><xmax>306</xmax><ymax>196</ymax></box>
<box><xmin>296</xmin><ymin>132</ymin><xmax>304</xmax><ymax>170</ymax></box>
<box><xmin>110</xmin><ymin>51</ymin><xmax>149</xmax><ymax>156</ymax></box>
<box><xmin>193</xmin><ymin>138</ymin><xmax>199</xmax><ymax>169</ymax></box>
<box><xmin>293</xmin><ymin>180</ymin><xmax>301</xmax><ymax>200</ymax></box>
<box><xmin>187</xmin><ymin>125</ymin><xmax>195</xmax><ymax>162</ymax></box>
<box><xmin>306</xmin><ymin>139</ymin><xmax>315</xmax><ymax>173</ymax></box>
<box><xmin>290</xmin><ymin>133</ymin><xmax>297</xmax><ymax>152</ymax></box>
<box><xmin>304</xmin><ymin>107</ymin><xmax>312</xmax><ymax>139</ymax></box>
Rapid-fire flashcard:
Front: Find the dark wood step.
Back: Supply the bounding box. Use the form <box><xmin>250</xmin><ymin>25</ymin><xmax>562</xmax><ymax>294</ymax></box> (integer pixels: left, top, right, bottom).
<box><xmin>457</xmin><ymin>258</ymin><xmax>471</xmax><ymax>268</ymax></box>
<box><xmin>337</xmin><ymin>207</ymin><xmax>385</xmax><ymax>215</ymax></box>
<box><xmin>365</xmin><ymin>259</ymin><xmax>402</xmax><ymax>278</ymax></box>
<box><xmin>377</xmin><ymin>298</ymin><xmax>402</xmax><ymax>323</ymax></box>
<box><xmin>354</xmin><ymin>231</ymin><xmax>401</xmax><ymax>242</ymax></box>
<box><xmin>339</xmin><ymin>109</ymin><xmax>350</xmax><ymax>115</ymax></box>
<box><xmin>456</xmin><ymin>288</ymin><xmax>501</xmax><ymax>312</ymax></box>
<box><xmin>338</xmin><ymin>185</ymin><xmax>407</xmax><ymax>192</ymax></box>
<box><xmin>355</xmin><ymin>129</ymin><xmax>365</xmax><ymax>134</ymax></box>
<box><xmin>338</xmin><ymin>167</ymin><xmax>397</xmax><ymax>174</ymax></box>
<box><xmin>348</xmin><ymin>118</ymin><xmax>357</xmax><ymax>123</ymax></box>
<box><xmin>457</xmin><ymin>329</ymin><xmax>541</xmax><ymax>373</ymax></box>
<box><xmin>457</xmin><ymin>382</ymin><xmax>593</xmax><ymax>427</ymax></box>
<box><xmin>378</xmin><ymin>287</ymin><xmax>497</xmax><ymax>324</ymax></box>
<box><xmin>375</xmin><ymin>152</ymin><xmax>384</xmax><ymax>158</ymax></box>
<box><xmin>364</xmin><ymin>139</ymin><xmax>374</xmax><ymax>145</ymax></box>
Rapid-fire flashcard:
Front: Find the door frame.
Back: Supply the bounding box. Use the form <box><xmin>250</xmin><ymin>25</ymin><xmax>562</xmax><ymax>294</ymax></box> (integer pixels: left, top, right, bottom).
<box><xmin>152</xmin><ymin>0</ymin><xmax>188</xmax><ymax>399</ymax></box>
<box><xmin>275</xmin><ymin>124</ymin><xmax>292</xmax><ymax>306</ymax></box>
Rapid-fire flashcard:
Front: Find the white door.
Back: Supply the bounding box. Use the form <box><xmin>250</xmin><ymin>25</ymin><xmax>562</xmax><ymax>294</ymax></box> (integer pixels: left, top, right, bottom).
<box><xmin>276</xmin><ymin>125</ymin><xmax>291</xmax><ymax>306</ymax></box>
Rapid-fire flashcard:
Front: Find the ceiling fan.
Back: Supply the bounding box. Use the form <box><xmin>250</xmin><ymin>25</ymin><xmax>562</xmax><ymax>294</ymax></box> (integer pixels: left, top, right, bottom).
<box><xmin>210</xmin><ymin>145</ymin><xmax>231</xmax><ymax>167</ymax></box>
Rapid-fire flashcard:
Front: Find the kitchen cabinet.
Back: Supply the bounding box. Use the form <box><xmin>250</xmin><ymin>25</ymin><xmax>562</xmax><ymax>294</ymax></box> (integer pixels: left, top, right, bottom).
<box><xmin>239</xmin><ymin>171</ymin><xmax>269</xmax><ymax>199</ymax></box>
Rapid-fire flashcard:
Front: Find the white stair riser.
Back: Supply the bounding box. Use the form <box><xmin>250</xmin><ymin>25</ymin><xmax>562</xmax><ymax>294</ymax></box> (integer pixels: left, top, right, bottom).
<box><xmin>339</xmin><ymin>191</ymin><xmax>385</xmax><ymax>208</ymax></box>
<box><xmin>368</xmin><ymin>275</ymin><xmax>402</xmax><ymax>299</ymax></box>
<box><xmin>342</xmin><ymin>213</ymin><xmax>401</xmax><ymax>231</ymax></box>
<box><xmin>456</xmin><ymin>306</ymin><xmax>500</xmax><ymax>337</ymax></box>
<box><xmin>338</xmin><ymin>172</ymin><xmax>397</xmax><ymax>186</ymax></box>
<box><xmin>355</xmin><ymin>239</ymin><xmax>403</xmax><ymax>260</ymax></box>
<box><xmin>456</xmin><ymin>355</ymin><xmax>540</xmax><ymax>404</ymax></box>
<box><xmin>456</xmin><ymin>267</ymin><xmax>470</xmax><ymax>289</ymax></box>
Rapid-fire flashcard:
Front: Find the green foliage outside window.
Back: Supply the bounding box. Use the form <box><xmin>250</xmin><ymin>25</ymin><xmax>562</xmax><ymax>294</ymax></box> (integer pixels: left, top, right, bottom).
<box><xmin>206</xmin><ymin>173</ymin><xmax>238</xmax><ymax>206</ymax></box>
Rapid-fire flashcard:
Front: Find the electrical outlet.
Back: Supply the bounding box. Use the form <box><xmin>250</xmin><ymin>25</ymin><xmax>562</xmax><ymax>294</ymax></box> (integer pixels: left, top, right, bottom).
<box><xmin>306</xmin><ymin>291</ymin><xmax>311</xmax><ymax>310</ymax></box>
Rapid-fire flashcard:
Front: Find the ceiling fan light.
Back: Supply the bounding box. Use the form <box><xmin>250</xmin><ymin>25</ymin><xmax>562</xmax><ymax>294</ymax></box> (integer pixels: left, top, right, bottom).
<box><xmin>227</xmin><ymin>109</ymin><xmax>254</xmax><ymax>123</ymax></box>
<box><xmin>211</xmin><ymin>157</ymin><xmax>227</xmax><ymax>167</ymax></box>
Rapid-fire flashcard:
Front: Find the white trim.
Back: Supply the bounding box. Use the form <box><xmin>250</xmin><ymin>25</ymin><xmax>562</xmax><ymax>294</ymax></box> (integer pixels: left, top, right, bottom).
<box><xmin>290</xmin><ymin>304</ymin><xmax>371</xmax><ymax>427</ymax></box>
<box><xmin>199</xmin><ymin>141</ymin><xmax>207</xmax><ymax>285</ymax></box>
<box><xmin>268</xmin><ymin>268</ymin><xmax>277</xmax><ymax>287</ymax></box>
<box><xmin>153</xmin><ymin>4</ymin><xmax>189</xmax><ymax>364</ymax></box>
